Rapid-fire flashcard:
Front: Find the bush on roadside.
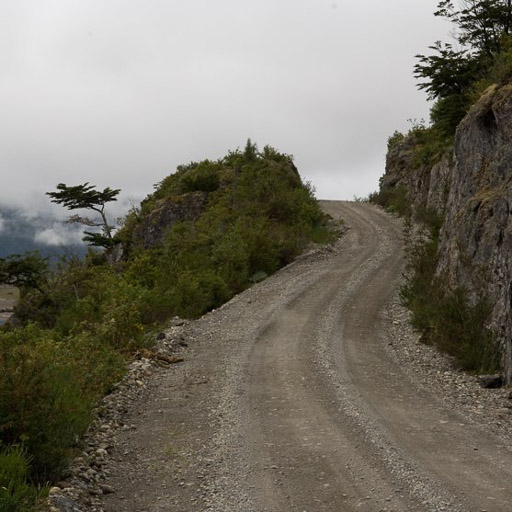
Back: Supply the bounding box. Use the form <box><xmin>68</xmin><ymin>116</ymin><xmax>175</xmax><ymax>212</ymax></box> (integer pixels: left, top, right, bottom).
<box><xmin>369</xmin><ymin>184</ymin><xmax>411</xmax><ymax>217</ymax></box>
<box><xmin>0</xmin><ymin>324</ymin><xmax>125</xmax><ymax>482</ymax></box>
<box><xmin>0</xmin><ymin>445</ymin><xmax>44</xmax><ymax>512</ymax></box>
<box><xmin>400</xmin><ymin>229</ymin><xmax>499</xmax><ymax>373</ymax></box>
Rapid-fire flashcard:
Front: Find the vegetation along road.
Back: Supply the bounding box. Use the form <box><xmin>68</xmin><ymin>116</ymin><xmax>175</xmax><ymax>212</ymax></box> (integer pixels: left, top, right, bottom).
<box><xmin>99</xmin><ymin>202</ymin><xmax>512</xmax><ymax>512</ymax></box>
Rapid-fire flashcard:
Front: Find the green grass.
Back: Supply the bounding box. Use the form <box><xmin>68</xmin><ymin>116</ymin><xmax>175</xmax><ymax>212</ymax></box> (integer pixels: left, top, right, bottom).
<box><xmin>0</xmin><ymin>445</ymin><xmax>47</xmax><ymax>511</ymax></box>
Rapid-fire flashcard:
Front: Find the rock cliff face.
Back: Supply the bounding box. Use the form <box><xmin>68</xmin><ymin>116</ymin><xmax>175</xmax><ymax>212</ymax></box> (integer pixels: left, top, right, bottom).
<box><xmin>380</xmin><ymin>84</ymin><xmax>512</xmax><ymax>382</ymax></box>
<box><xmin>383</xmin><ymin>137</ymin><xmax>453</xmax><ymax>215</ymax></box>
<box><xmin>130</xmin><ymin>192</ymin><xmax>208</xmax><ymax>249</ymax></box>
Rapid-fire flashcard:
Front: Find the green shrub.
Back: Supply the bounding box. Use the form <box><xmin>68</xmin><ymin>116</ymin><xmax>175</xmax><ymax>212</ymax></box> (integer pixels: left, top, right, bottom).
<box><xmin>435</xmin><ymin>287</ymin><xmax>499</xmax><ymax>372</ymax></box>
<box><xmin>248</xmin><ymin>270</ymin><xmax>268</xmax><ymax>283</ymax></box>
<box><xmin>490</xmin><ymin>33</ymin><xmax>512</xmax><ymax>84</ymax></box>
<box><xmin>370</xmin><ymin>185</ymin><xmax>411</xmax><ymax>217</ymax></box>
<box><xmin>0</xmin><ymin>323</ymin><xmax>126</xmax><ymax>483</ymax></box>
<box><xmin>429</xmin><ymin>95</ymin><xmax>471</xmax><ymax>138</ymax></box>
<box><xmin>0</xmin><ymin>445</ymin><xmax>43</xmax><ymax>511</ymax></box>
<box><xmin>409</xmin><ymin>125</ymin><xmax>454</xmax><ymax>168</ymax></box>
<box><xmin>400</xmin><ymin>234</ymin><xmax>440</xmax><ymax>333</ymax></box>
<box><xmin>172</xmin><ymin>270</ymin><xmax>230</xmax><ymax>318</ymax></box>
<box><xmin>400</xmin><ymin>232</ymin><xmax>499</xmax><ymax>373</ymax></box>
<box><xmin>51</xmin><ymin>264</ymin><xmax>147</xmax><ymax>352</ymax></box>
<box><xmin>0</xmin><ymin>327</ymin><xmax>91</xmax><ymax>480</ymax></box>
<box><xmin>387</xmin><ymin>130</ymin><xmax>405</xmax><ymax>149</ymax></box>
<box><xmin>470</xmin><ymin>34</ymin><xmax>512</xmax><ymax>102</ymax></box>
<box><xmin>211</xmin><ymin>228</ymin><xmax>249</xmax><ymax>292</ymax></box>
<box><xmin>180</xmin><ymin>161</ymin><xmax>221</xmax><ymax>193</ymax></box>
<box><xmin>413</xmin><ymin>206</ymin><xmax>444</xmax><ymax>237</ymax></box>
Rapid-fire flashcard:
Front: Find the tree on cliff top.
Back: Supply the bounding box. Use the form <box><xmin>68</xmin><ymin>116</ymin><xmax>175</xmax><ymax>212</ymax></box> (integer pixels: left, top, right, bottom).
<box><xmin>435</xmin><ymin>0</ymin><xmax>512</xmax><ymax>57</ymax></box>
<box><xmin>47</xmin><ymin>183</ymin><xmax>120</xmax><ymax>249</ymax></box>
<box><xmin>415</xmin><ymin>1</ymin><xmax>512</xmax><ymax>134</ymax></box>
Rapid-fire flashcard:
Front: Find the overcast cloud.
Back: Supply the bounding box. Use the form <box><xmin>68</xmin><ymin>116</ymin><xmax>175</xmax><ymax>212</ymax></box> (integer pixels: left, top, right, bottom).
<box><xmin>34</xmin><ymin>222</ymin><xmax>84</xmax><ymax>246</ymax></box>
<box><xmin>0</xmin><ymin>0</ymin><xmax>451</xmax><ymax>211</ymax></box>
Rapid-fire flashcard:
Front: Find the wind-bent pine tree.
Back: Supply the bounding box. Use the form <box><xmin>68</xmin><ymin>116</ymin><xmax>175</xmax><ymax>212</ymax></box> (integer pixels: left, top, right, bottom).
<box><xmin>46</xmin><ymin>183</ymin><xmax>121</xmax><ymax>249</ymax></box>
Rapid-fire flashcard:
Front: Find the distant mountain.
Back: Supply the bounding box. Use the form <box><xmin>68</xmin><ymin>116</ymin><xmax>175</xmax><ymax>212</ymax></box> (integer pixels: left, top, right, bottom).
<box><xmin>0</xmin><ymin>206</ymin><xmax>87</xmax><ymax>259</ymax></box>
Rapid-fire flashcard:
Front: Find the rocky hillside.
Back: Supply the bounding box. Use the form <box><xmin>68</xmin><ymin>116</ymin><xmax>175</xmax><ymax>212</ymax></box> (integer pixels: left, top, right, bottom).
<box><xmin>378</xmin><ymin>83</ymin><xmax>512</xmax><ymax>383</ymax></box>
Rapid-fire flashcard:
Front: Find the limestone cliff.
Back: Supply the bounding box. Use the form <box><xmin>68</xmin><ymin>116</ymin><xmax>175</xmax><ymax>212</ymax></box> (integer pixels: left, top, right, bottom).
<box><xmin>379</xmin><ymin>84</ymin><xmax>512</xmax><ymax>382</ymax></box>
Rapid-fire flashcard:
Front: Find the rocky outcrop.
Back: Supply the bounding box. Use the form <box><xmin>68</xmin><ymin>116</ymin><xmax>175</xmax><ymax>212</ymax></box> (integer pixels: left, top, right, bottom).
<box><xmin>380</xmin><ymin>83</ymin><xmax>512</xmax><ymax>383</ymax></box>
<box><xmin>382</xmin><ymin>137</ymin><xmax>453</xmax><ymax>215</ymax></box>
<box><xmin>440</xmin><ymin>84</ymin><xmax>512</xmax><ymax>383</ymax></box>
<box><xmin>131</xmin><ymin>192</ymin><xmax>208</xmax><ymax>249</ymax></box>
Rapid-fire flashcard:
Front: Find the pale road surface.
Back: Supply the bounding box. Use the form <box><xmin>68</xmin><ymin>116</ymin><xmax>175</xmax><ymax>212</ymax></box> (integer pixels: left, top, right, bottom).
<box><xmin>102</xmin><ymin>202</ymin><xmax>512</xmax><ymax>512</ymax></box>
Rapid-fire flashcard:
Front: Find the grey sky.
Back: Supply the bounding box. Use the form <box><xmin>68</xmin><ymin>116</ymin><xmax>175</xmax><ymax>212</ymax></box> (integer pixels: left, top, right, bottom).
<box><xmin>1</xmin><ymin>0</ymin><xmax>451</xmax><ymax>213</ymax></box>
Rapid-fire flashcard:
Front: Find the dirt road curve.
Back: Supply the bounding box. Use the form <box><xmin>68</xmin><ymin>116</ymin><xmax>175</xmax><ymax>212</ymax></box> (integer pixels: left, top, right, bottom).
<box><xmin>102</xmin><ymin>202</ymin><xmax>512</xmax><ymax>512</ymax></box>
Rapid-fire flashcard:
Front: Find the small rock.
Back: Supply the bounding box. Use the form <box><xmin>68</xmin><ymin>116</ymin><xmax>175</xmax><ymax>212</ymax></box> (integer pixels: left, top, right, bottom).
<box><xmin>83</xmin><ymin>468</ymin><xmax>97</xmax><ymax>482</ymax></box>
<box><xmin>171</xmin><ymin>316</ymin><xmax>185</xmax><ymax>327</ymax></box>
<box><xmin>49</xmin><ymin>495</ymin><xmax>81</xmax><ymax>512</ymax></box>
<box><xmin>99</xmin><ymin>484</ymin><xmax>115</xmax><ymax>494</ymax></box>
<box><xmin>156</xmin><ymin>332</ymin><xmax>167</xmax><ymax>340</ymax></box>
<box><xmin>477</xmin><ymin>374</ymin><xmax>503</xmax><ymax>389</ymax></box>
<box><xmin>156</xmin><ymin>353</ymin><xmax>184</xmax><ymax>365</ymax></box>
<box><xmin>95</xmin><ymin>448</ymin><xmax>108</xmax><ymax>458</ymax></box>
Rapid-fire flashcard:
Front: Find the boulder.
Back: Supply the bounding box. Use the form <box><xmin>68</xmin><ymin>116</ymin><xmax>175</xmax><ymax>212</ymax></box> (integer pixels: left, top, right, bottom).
<box><xmin>477</xmin><ymin>374</ymin><xmax>504</xmax><ymax>388</ymax></box>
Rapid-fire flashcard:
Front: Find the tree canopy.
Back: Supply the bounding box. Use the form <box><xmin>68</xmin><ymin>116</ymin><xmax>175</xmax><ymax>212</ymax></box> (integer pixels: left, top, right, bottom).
<box><xmin>47</xmin><ymin>183</ymin><xmax>120</xmax><ymax>249</ymax></box>
<box><xmin>414</xmin><ymin>0</ymin><xmax>512</xmax><ymax>134</ymax></box>
<box><xmin>415</xmin><ymin>41</ymin><xmax>480</xmax><ymax>99</ymax></box>
<box><xmin>435</xmin><ymin>0</ymin><xmax>512</xmax><ymax>57</ymax></box>
<box><xmin>0</xmin><ymin>252</ymin><xmax>48</xmax><ymax>294</ymax></box>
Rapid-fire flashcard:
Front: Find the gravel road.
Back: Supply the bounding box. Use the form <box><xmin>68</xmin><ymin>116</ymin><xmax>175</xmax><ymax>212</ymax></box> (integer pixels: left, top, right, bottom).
<box><xmin>98</xmin><ymin>201</ymin><xmax>512</xmax><ymax>512</ymax></box>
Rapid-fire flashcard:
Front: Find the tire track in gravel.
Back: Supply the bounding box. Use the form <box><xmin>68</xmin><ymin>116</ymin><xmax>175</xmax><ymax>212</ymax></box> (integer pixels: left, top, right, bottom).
<box><xmin>102</xmin><ymin>202</ymin><xmax>512</xmax><ymax>512</ymax></box>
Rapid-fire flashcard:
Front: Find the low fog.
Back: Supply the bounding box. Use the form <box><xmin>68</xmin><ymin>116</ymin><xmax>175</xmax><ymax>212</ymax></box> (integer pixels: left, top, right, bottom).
<box><xmin>1</xmin><ymin>0</ymin><xmax>451</xmax><ymax>246</ymax></box>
